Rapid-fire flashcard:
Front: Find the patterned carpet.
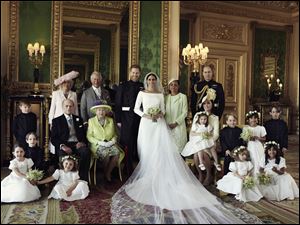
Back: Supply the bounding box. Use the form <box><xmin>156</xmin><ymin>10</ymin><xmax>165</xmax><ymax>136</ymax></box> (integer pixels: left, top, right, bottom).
<box><xmin>1</xmin><ymin>135</ymin><xmax>299</xmax><ymax>224</ymax></box>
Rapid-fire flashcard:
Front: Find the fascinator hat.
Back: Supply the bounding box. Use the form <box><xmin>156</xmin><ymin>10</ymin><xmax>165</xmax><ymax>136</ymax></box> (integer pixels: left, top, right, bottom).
<box><xmin>198</xmin><ymin>88</ymin><xmax>216</xmax><ymax>109</ymax></box>
<box><xmin>54</xmin><ymin>70</ymin><xmax>79</xmax><ymax>87</ymax></box>
<box><xmin>168</xmin><ymin>78</ymin><xmax>179</xmax><ymax>86</ymax></box>
<box><xmin>90</xmin><ymin>100</ymin><xmax>112</xmax><ymax>114</ymax></box>
<box><xmin>144</xmin><ymin>72</ymin><xmax>164</xmax><ymax>93</ymax></box>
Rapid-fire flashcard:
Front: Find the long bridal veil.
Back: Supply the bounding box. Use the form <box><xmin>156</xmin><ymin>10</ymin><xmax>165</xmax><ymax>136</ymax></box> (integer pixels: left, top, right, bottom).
<box><xmin>111</xmin><ymin>115</ymin><xmax>245</xmax><ymax>223</ymax></box>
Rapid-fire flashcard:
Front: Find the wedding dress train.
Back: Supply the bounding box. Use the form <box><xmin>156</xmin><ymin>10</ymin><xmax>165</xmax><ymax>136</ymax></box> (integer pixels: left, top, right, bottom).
<box><xmin>111</xmin><ymin>91</ymin><xmax>245</xmax><ymax>224</ymax></box>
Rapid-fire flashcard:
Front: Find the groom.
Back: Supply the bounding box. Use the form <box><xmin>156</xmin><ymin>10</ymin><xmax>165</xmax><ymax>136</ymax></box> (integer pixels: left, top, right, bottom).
<box><xmin>115</xmin><ymin>65</ymin><xmax>144</xmax><ymax>176</ymax></box>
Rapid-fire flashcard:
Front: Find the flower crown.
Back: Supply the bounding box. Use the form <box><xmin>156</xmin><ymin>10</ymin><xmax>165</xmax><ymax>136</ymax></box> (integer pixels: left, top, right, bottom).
<box><xmin>233</xmin><ymin>146</ymin><xmax>247</xmax><ymax>156</ymax></box>
<box><xmin>61</xmin><ymin>155</ymin><xmax>78</xmax><ymax>163</ymax></box>
<box><xmin>246</xmin><ymin>110</ymin><xmax>259</xmax><ymax>118</ymax></box>
<box><xmin>197</xmin><ymin>111</ymin><xmax>209</xmax><ymax>117</ymax></box>
<box><xmin>264</xmin><ymin>141</ymin><xmax>280</xmax><ymax>149</ymax></box>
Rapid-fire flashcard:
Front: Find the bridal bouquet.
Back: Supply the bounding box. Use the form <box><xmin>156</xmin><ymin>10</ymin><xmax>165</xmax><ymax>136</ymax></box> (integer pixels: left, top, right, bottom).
<box><xmin>240</xmin><ymin>128</ymin><xmax>253</xmax><ymax>142</ymax></box>
<box><xmin>257</xmin><ymin>173</ymin><xmax>272</xmax><ymax>186</ymax></box>
<box><xmin>147</xmin><ymin>107</ymin><xmax>161</xmax><ymax>122</ymax></box>
<box><xmin>201</xmin><ymin>131</ymin><xmax>212</xmax><ymax>140</ymax></box>
<box><xmin>26</xmin><ymin>169</ymin><xmax>44</xmax><ymax>181</ymax></box>
<box><xmin>242</xmin><ymin>176</ymin><xmax>255</xmax><ymax>189</ymax></box>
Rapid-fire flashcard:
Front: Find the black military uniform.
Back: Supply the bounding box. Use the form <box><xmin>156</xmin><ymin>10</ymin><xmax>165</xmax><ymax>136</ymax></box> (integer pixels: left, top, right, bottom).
<box><xmin>219</xmin><ymin>126</ymin><xmax>244</xmax><ymax>175</ymax></box>
<box><xmin>115</xmin><ymin>80</ymin><xmax>144</xmax><ymax>175</ymax></box>
<box><xmin>191</xmin><ymin>79</ymin><xmax>225</xmax><ymax>118</ymax></box>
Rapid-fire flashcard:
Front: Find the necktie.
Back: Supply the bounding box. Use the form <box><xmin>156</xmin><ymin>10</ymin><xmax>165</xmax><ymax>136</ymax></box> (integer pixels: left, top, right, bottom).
<box><xmin>95</xmin><ymin>88</ymin><xmax>101</xmax><ymax>98</ymax></box>
<box><xmin>67</xmin><ymin>116</ymin><xmax>73</xmax><ymax>127</ymax></box>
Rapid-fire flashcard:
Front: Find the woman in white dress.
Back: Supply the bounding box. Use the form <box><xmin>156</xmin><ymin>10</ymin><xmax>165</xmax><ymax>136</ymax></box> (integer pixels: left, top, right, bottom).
<box><xmin>217</xmin><ymin>146</ymin><xmax>263</xmax><ymax>202</ymax></box>
<box><xmin>165</xmin><ymin>79</ymin><xmax>188</xmax><ymax>152</ymax></box>
<box><xmin>258</xmin><ymin>141</ymin><xmax>299</xmax><ymax>201</ymax></box>
<box><xmin>1</xmin><ymin>144</ymin><xmax>41</xmax><ymax>203</ymax></box>
<box><xmin>37</xmin><ymin>155</ymin><xmax>89</xmax><ymax>201</ymax></box>
<box><xmin>181</xmin><ymin>111</ymin><xmax>221</xmax><ymax>172</ymax></box>
<box><xmin>243</xmin><ymin>110</ymin><xmax>266</xmax><ymax>176</ymax></box>
<box><xmin>193</xmin><ymin>95</ymin><xmax>220</xmax><ymax>185</ymax></box>
<box><xmin>111</xmin><ymin>72</ymin><xmax>245</xmax><ymax>224</ymax></box>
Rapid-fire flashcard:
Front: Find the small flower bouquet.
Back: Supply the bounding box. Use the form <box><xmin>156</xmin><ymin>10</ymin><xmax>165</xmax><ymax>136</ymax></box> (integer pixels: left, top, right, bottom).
<box><xmin>258</xmin><ymin>173</ymin><xmax>272</xmax><ymax>186</ymax></box>
<box><xmin>26</xmin><ymin>169</ymin><xmax>44</xmax><ymax>181</ymax></box>
<box><xmin>242</xmin><ymin>176</ymin><xmax>255</xmax><ymax>189</ymax></box>
<box><xmin>240</xmin><ymin>128</ymin><xmax>253</xmax><ymax>142</ymax></box>
<box><xmin>147</xmin><ymin>107</ymin><xmax>161</xmax><ymax>122</ymax></box>
<box><xmin>201</xmin><ymin>131</ymin><xmax>212</xmax><ymax>140</ymax></box>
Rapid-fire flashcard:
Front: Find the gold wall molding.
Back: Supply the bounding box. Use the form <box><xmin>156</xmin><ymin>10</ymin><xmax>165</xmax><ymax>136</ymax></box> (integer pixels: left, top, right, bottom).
<box><xmin>181</xmin><ymin>1</ymin><xmax>293</xmax><ymax>24</ymax></box>
<box><xmin>64</xmin><ymin>1</ymin><xmax>129</xmax><ymax>11</ymax></box>
<box><xmin>233</xmin><ymin>1</ymin><xmax>299</xmax><ymax>13</ymax></box>
<box><xmin>160</xmin><ymin>1</ymin><xmax>169</xmax><ymax>89</ymax></box>
<box><xmin>225</xmin><ymin>59</ymin><xmax>238</xmax><ymax>102</ymax></box>
<box><xmin>51</xmin><ymin>1</ymin><xmax>62</xmax><ymax>91</ymax></box>
<box><xmin>8</xmin><ymin>1</ymin><xmax>19</xmax><ymax>83</ymax></box>
<box><xmin>128</xmin><ymin>1</ymin><xmax>140</xmax><ymax>76</ymax></box>
<box><xmin>201</xmin><ymin>19</ymin><xmax>247</xmax><ymax>45</ymax></box>
<box><xmin>63</xmin><ymin>8</ymin><xmax>123</xmax><ymax>23</ymax></box>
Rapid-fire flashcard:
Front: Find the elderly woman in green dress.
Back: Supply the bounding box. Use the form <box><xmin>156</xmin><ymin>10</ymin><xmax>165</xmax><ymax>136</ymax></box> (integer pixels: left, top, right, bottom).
<box><xmin>165</xmin><ymin>79</ymin><xmax>188</xmax><ymax>152</ymax></box>
<box><xmin>87</xmin><ymin>100</ymin><xmax>123</xmax><ymax>182</ymax></box>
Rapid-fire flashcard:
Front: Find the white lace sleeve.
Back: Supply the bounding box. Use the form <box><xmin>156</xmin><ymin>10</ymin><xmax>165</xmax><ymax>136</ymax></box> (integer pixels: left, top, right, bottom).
<box><xmin>134</xmin><ymin>91</ymin><xmax>144</xmax><ymax>117</ymax></box>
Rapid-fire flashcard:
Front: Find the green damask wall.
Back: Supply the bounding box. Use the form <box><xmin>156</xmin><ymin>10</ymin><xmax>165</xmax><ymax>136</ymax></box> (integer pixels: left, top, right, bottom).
<box><xmin>253</xmin><ymin>28</ymin><xmax>286</xmax><ymax>99</ymax></box>
<box><xmin>139</xmin><ymin>1</ymin><xmax>161</xmax><ymax>80</ymax></box>
<box><xmin>19</xmin><ymin>1</ymin><xmax>51</xmax><ymax>83</ymax></box>
<box><xmin>179</xmin><ymin>19</ymin><xmax>190</xmax><ymax>96</ymax></box>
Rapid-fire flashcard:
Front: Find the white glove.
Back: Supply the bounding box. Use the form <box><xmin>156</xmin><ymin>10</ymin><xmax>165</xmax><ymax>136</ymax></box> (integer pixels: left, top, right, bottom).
<box><xmin>98</xmin><ymin>141</ymin><xmax>107</xmax><ymax>147</ymax></box>
<box><xmin>106</xmin><ymin>139</ymin><xmax>116</xmax><ymax>148</ymax></box>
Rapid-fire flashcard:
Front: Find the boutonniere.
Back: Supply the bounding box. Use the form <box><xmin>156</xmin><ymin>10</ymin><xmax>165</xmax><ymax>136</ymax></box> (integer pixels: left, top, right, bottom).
<box><xmin>79</xmin><ymin>125</ymin><xmax>83</xmax><ymax>128</ymax></box>
<box><xmin>76</xmin><ymin>118</ymin><xmax>80</xmax><ymax>122</ymax></box>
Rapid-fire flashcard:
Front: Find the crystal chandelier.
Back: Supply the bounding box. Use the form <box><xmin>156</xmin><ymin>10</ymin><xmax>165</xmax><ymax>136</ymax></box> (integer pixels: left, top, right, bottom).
<box><xmin>182</xmin><ymin>43</ymin><xmax>209</xmax><ymax>72</ymax></box>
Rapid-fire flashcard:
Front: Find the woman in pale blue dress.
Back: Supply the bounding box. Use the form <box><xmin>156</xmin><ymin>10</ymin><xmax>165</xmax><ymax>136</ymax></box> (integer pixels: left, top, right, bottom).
<box><xmin>111</xmin><ymin>72</ymin><xmax>245</xmax><ymax>224</ymax></box>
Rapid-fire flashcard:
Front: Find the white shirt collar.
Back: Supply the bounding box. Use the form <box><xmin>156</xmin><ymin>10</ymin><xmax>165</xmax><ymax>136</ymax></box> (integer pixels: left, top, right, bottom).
<box><xmin>64</xmin><ymin>114</ymin><xmax>72</xmax><ymax>120</ymax></box>
<box><xmin>92</xmin><ymin>86</ymin><xmax>101</xmax><ymax>91</ymax></box>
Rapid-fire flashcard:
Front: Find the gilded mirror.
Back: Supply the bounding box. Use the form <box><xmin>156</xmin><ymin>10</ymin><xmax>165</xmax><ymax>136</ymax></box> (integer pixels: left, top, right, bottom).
<box><xmin>62</xmin><ymin>29</ymin><xmax>100</xmax><ymax>91</ymax></box>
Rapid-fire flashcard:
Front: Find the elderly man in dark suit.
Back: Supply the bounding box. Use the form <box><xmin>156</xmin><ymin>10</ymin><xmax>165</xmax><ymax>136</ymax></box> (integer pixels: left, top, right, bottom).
<box><xmin>51</xmin><ymin>99</ymin><xmax>91</xmax><ymax>182</ymax></box>
<box><xmin>115</xmin><ymin>65</ymin><xmax>144</xmax><ymax>175</ymax></box>
<box><xmin>191</xmin><ymin>65</ymin><xmax>225</xmax><ymax>118</ymax></box>
<box><xmin>80</xmin><ymin>71</ymin><xmax>111</xmax><ymax>125</ymax></box>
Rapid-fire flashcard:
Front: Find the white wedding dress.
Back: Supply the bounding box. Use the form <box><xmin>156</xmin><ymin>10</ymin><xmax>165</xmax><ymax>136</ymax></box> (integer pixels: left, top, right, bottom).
<box><xmin>111</xmin><ymin>91</ymin><xmax>245</xmax><ymax>224</ymax></box>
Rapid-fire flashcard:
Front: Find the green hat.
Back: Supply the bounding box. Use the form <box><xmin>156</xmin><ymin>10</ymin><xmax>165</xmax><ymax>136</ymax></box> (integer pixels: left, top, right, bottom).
<box><xmin>90</xmin><ymin>100</ymin><xmax>112</xmax><ymax>114</ymax></box>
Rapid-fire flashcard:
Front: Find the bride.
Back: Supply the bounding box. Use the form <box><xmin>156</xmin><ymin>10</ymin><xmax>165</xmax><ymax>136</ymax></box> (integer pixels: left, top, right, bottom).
<box><xmin>111</xmin><ymin>72</ymin><xmax>245</xmax><ymax>224</ymax></box>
